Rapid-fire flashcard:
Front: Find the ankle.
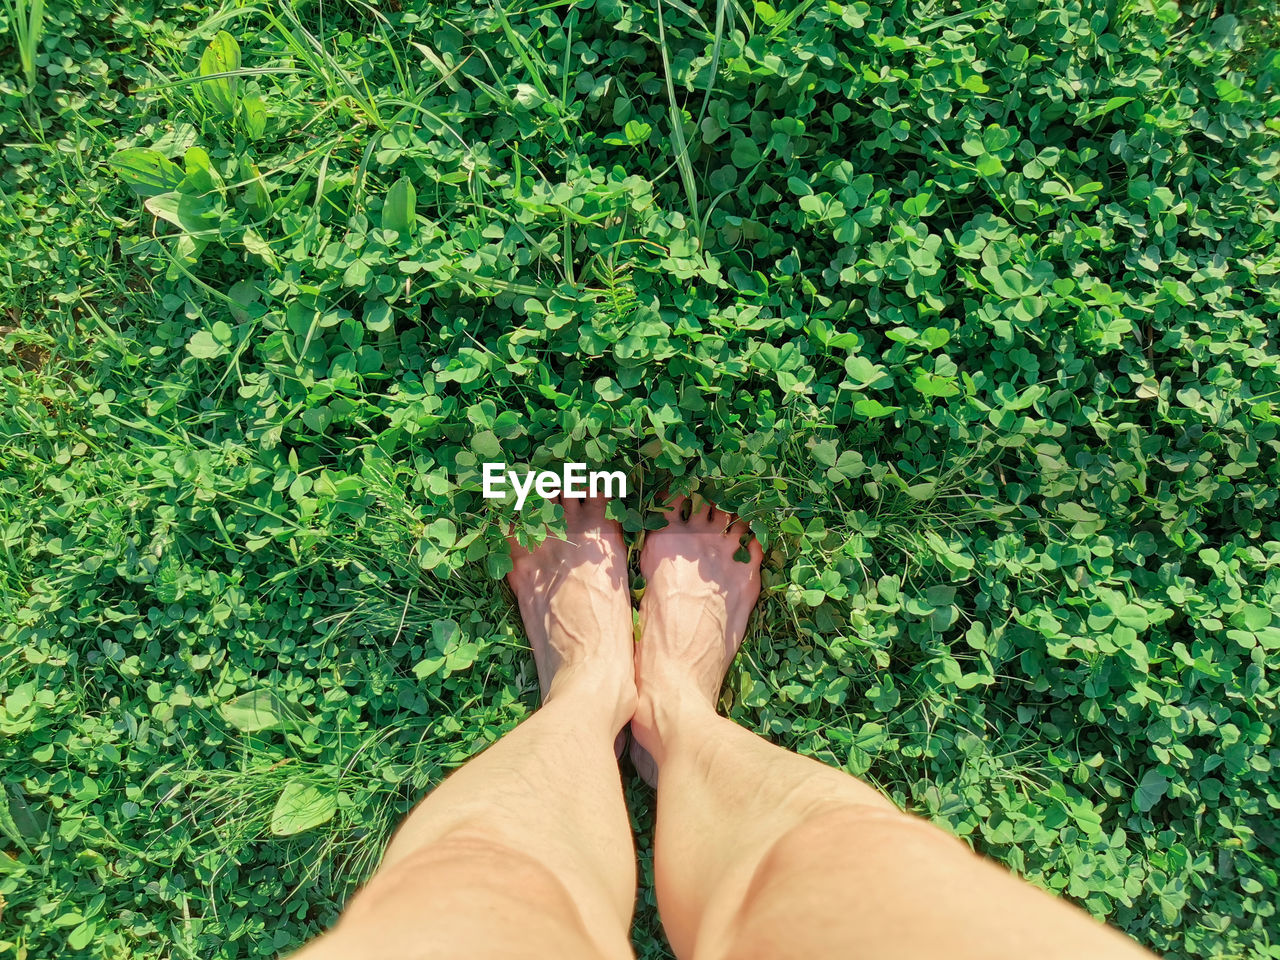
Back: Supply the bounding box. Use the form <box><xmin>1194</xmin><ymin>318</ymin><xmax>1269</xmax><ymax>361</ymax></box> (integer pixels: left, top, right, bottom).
<box><xmin>632</xmin><ymin>677</ymin><xmax>718</xmax><ymax>760</ymax></box>
<box><xmin>546</xmin><ymin>662</ymin><xmax>638</xmax><ymax>730</ymax></box>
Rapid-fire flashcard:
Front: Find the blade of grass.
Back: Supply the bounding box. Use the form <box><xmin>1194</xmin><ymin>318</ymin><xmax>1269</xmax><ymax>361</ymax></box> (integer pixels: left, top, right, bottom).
<box><xmin>490</xmin><ymin>0</ymin><xmax>577</xmax><ymax>283</ymax></box>
<box><xmin>1</xmin><ymin>0</ymin><xmax>46</xmax><ymax>92</ymax></box>
<box><xmin>656</xmin><ymin>0</ymin><xmax>700</xmax><ymax>224</ymax></box>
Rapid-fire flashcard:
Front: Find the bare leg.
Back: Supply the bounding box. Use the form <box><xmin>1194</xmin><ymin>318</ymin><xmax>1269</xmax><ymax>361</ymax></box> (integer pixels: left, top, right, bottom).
<box><xmin>295</xmin><ymin>496</ymin><xmax>637</xmax><ymax>960</ymax></box>
<box><xmin>632</xmin><ymin>497</ymin><xmax>1155</xmax><ymax>960</ymax></box>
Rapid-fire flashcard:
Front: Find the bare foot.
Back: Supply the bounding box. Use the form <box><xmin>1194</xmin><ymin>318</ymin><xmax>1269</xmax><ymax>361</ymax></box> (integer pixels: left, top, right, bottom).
<box><xmin>630</xmin><ymin>496</ymin><xmax>763</xmax><ymax>785</ymax></box>
<box><xmin>506</xmin><ymin>496</ymin><xmax>637</xmax><ymax>735</ymax></box>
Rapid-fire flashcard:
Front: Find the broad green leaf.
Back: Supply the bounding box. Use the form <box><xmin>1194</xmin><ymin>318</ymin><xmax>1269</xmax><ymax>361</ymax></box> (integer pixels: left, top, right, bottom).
<box><xmin>270</xmin><ymin>781</ymin><xmax>337</xmax><ymax>836</ymax></box>
<box><xmin>186</xmin><ymin>329</ymin><xmax>227</xmax><ymax>359</ymax></box>
<box><xmin>913</xmin><ymin>371</ymin><xmax>960</xmax><ymax>398</ymax></box>
<box><xmin>1057</xmin><ymin>502</ymin><xmax>1099</xmax><ymax>523</ymax></box>
<box><xmin>0</xmin><ymin>792</ymin><xmax>35</xmax><ymax>858</ymax></box>
<box><xmin>1116</xmin><ymin>603</ymin><xmax>1149</xmax><ymax>631</ymax></box>
<box><xmin>731</xmin><ymin>136</ymin><xmax>762</xmax><ymax>168</ymax></box>
<box><xmin>426</xmin><ymin>518</ymin><xmax>457</xmax><ymax>549</ymax></box>
<box><xmin>623</xmin><ymin>120</ymin><xmax>652</xmax><ymax>144</ymax></box>
<box><xmin>432</xmin><ymin>618</ymin><xmax>461</xmax><ymax>651</ymax></box>
<box><xmin>68</xmin><ymin>922</ymin><xmax>95</xmax><ymax>951</ymax></box>
<box><xmin>178</xmin><ymin>145</ymin><xmax>225</xmax><ymax>198</ymax></box>
<box><xmin>844</xmin><ymin>355</ymin><xmax>889</xmax><ymax>387</ymax></box>
<box><xmin>365</xmin><ymin>301</ymin><xmax>393</xmax><ymax>332</ymax></box>
<box><xmin>241</xmin><ymin>95</ymin><xmax>268</xmax><ymax>139</ymax></box>
<box><xmin>241</xmin><ymin>159</ymin><xmax>271</xmax><ymax>210</ymax></box>
<box><xmin>199</xmin><ymin>30</ymin><xmax>241</xmax><ymax>116</ymax></box>
<box><xmin>413</xmin><ymin>655</ymin><xmax>445</xmax><ymax>678</ymax></box>
<box><xmin>754</xmin><ymin>0</ymin><xmax>779</xmax><ymax>24</ymax></box>
<box><xmin>144</xmin><ymin>192</ymin><xmax>217</xmax><ymax>234</ymax></box>
<box><xmin>1235</xmin><ymin>604</ymin><xmax>1272</xmax><ymax>631</ymax></box>
<box><xmin>906</xmin><ymin>481</ymin><xmax>937</xmax><ymax>500</ymax></box>
<box><xmin>810</xmin><ymin>438</ymin><xmax>837</xmax><ymax>467</ymax></box>
<box><xmin>382</xmin><ymin>175</ymin><xmax>416</xmax><ymax>236</ymax></box>
<box><xmin>109</xmin><ymin>148</ymin><xmax>184</xmax><ymax>197</ymax></box>
<box><xmin>301</xmin><ymin>405</ymin><xmax>332</xmax><ymax>432</ymax></box>
<box><xmin>1134</xmin><ymin>769</ymin><xmax>1168</xmax><ymax>813</ymax></box>
<box><xmin>219</xmin><ymin>689</ymin><xmax>290</xmax><ymax>732</ymax></box>
<box><xmin>854</xmin><ymin>398</ymin><xmax>899</xmax><ymax>418</ymax></box>
<box><xmin>242</xmin><ymin>227</ymin><xmax>278</xmax><ymax>269</ymax></box>
<box><xmin>1077</xmin><ymin>95</ymin><xmax>1135</xmax><ymax>123</ymax></box>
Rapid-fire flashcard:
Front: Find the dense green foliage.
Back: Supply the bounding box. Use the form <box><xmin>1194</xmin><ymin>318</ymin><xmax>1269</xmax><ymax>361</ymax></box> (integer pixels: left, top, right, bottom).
<box><xmin>3</xmin><ymin>0</ymin><xmax>1279</xmax><ymax>956</ymax></box>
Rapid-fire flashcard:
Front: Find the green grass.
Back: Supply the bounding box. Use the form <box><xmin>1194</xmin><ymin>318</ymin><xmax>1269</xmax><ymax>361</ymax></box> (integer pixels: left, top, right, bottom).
<box><xmin>2</xmin><ymin>0</ymin><xmax>1279</xmax><ymax>957</ymax></box>
<box><xmin>0</xmin><ymin>0</ymin><xmax>42</xmax><ymax>93</ymax></box>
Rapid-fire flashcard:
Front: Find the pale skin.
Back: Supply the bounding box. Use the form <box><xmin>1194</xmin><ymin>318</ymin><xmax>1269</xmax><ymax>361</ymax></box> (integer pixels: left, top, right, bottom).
<box><xmin>294</xmin><ymin>495</ymin><xmax>1157</xmax><ymax>960</ymax></box>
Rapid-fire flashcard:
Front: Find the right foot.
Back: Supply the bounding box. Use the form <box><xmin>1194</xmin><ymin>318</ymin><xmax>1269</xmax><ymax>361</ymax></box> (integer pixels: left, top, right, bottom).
<box><xmin>630</xmin><ymin>496</ymin><xmax>763</xmax><ymax>785</ymax></box>
<box><xmin>506</xmin><ymin>495</ymin><xmax>637</xmax><ymax>734</ymax></box>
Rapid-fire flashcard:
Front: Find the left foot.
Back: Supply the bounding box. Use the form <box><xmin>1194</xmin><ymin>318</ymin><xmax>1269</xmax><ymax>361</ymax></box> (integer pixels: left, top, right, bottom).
<box><xmin>506</xmin><ymin>496</ymin><xmax>637</xmax><ymax>733</ymax></box>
